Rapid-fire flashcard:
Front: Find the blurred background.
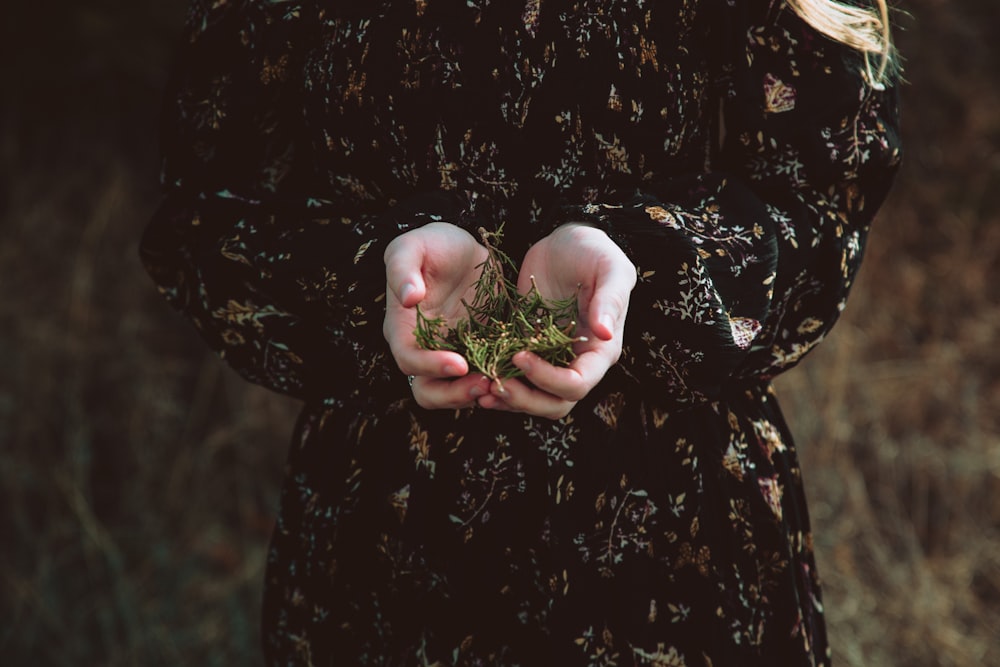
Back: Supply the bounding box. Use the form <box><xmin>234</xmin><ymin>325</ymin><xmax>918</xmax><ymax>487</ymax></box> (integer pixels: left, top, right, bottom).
<box><xmin>1</xmin><ymin>0</ymin><xmax>997</xmax><ymax>664</ymax></box>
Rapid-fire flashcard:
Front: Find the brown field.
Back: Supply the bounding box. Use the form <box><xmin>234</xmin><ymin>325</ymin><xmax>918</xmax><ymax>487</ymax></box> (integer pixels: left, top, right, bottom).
<box><xmin>2</xmin><ymin>1</ymin><xmax>997</xmax><ymax>664</ymax></box>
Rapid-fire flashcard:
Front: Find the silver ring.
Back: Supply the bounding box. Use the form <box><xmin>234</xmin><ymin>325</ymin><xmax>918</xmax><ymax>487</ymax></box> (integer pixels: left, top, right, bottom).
<box><xmin>407</xmin><ymin>375</ymin><xmax>416</xmax><ymax>387</ymax></box>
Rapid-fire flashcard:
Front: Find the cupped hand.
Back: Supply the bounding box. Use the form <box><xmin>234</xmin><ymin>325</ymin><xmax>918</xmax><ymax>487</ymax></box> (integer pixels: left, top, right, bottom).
<box><xmin>476</xmin><ymin>223</ymin><xmax>637</xmax><ymax>420</ymax></box>
<box><xmin>384</xmin><ymin>222</ymin><xmax>493</xmax><ymax>409</ymax></box>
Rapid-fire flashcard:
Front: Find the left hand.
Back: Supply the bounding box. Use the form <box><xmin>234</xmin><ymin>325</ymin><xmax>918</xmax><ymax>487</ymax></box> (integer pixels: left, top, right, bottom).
<box><xmin>383</xmin><ymin>222</ymin><xmax>493</xmax><ymax>409</ymax></box>
<box><xmin>476</xmin><ymin>223</ymin><xmax>637</xmax><ymax>419</ymax></box>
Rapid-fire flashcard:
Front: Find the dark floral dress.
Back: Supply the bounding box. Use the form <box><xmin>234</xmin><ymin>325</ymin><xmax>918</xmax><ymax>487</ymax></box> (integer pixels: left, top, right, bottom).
<box><xmin>141</xmin><ymin>1</ymin><xmax>901</xmax><ymax>664</ymax></box>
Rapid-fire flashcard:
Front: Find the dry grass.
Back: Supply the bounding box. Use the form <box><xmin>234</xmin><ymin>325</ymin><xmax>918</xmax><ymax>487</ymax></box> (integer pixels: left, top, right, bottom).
<box><xmin>776</xmin><ymin>2</ymin><xmax>1000</xmax><ymax>664</ymax></box>
<box><xmin>1</xmin><ymin>3</ymin><xmax>295</xmax><ymax>664</ymax></box>
<box><xmin>1</xmin><ymin>1</ymin><xmax>997</xmax><ymax>664</ymax></box>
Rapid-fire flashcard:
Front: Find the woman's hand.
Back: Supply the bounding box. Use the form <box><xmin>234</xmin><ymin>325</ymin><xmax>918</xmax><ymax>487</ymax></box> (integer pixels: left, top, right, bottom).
<box><xmin>384</xmin><ymin>223</ymin><xmax>493</xmax><ymax>409</ymax></box>
<box><xmin>476</xmin><ymin>223</ymin><xmax>637</xmax><ymax>419</ymax></box>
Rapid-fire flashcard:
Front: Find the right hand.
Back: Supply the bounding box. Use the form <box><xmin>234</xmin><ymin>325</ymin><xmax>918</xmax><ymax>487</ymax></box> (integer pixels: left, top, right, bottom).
<box><xmin>475</xmin><ymin>223</ymin><xmax>637</xmax><ymax>419</ymax></box>
<box><xmin>383</xmin><ymin>222</ymin><xmax>493</xmax><ymax>409</ymax></box>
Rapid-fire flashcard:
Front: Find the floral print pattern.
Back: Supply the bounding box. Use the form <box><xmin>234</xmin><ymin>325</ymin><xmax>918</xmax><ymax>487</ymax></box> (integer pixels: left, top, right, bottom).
<box><xmin>140</xmin><ymin>0</ymin><xmax>901</xmax><ymax>665</ymax></box>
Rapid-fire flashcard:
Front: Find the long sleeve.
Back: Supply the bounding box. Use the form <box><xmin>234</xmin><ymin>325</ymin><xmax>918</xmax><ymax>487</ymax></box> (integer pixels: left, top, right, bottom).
<box><xmin>140</xmin><ymin>1</ymin><xmax>477</xmax><ymax>402</ymax></box>
<box><xmin>550</xmin><ymin>4</ymin><xmax>902</xmax><ymax>407</ymax></box>
<box><xmin>141</xmin><ymin>1</ymin><xmax>901</xmax><ymax>409</ymax></box>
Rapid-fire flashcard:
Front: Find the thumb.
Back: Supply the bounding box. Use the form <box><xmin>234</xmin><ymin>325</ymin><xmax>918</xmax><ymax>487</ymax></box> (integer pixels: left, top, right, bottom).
<box><xmin>588</xmin><ymin>262</ymin><xmax>636</xmax><ymax>341</ymax></box>
<box><xmin>384</xmin><ymin>238</ymin><xmax>427</xmax><ymax>307</ymax></box>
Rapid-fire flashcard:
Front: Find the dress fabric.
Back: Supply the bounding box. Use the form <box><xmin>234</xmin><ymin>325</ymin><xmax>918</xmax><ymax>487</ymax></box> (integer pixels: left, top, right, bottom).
<box><xmin>141</xmin><ymin>1</ymin><xmax>901</xmax><ymax>665</ymax></box>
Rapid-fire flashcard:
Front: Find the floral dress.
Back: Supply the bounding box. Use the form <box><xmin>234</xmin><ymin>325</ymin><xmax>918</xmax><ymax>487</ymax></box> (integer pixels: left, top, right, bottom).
<box><xmin>140</xmin><ymin>1</ymin><xmax>901</xmax><ymax>665</ymax></box>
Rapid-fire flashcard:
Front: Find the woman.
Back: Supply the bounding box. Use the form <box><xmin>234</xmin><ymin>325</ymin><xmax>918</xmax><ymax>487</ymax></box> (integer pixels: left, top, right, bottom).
<box><xmin>141</xmin><ymin>0</ymin><xmax>901</xmax><ymax>664</ymax></box>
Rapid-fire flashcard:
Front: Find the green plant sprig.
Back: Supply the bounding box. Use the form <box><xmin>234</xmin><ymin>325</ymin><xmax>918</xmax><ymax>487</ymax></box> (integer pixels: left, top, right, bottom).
<box><xmin>414</xmin><ymin>226</ymin><xmax>587</xmax><ymax>388</ymax></box>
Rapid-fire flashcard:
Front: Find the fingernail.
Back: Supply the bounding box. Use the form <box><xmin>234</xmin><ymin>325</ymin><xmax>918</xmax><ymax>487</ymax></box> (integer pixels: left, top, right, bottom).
<box><xmin>514</xmin><ymin>352</ymin><xmax>532</xmax><ymax>370</ymax></box>
<box><xmin>469</xmin><ymin>386</ymin><xmax>485</xmax><ymax>398</ymax></box>
<box><xmin>400</xmin><ymin>282</ymin><xmax>416</xmax><ymax>303</ymax></box>
<box><xmin>599</xmin><ymin>314</ymin><xmax>613</xmax><ymax>332</ymax></box>
<box><xmin>443</xmin><ymin>364</ymin><xmax>462</xmax><ymax>377</ymax></box>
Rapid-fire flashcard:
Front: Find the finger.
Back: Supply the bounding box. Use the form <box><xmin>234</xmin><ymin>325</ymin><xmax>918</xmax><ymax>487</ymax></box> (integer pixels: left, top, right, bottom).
<box><xmin>391</xmin><ymin>343</ymin><xmax>470</xmax><ymax>379</ymax></box>
<box><xmin>413</xmin><ymin>374</ymin><xmax>492</xmax><ymax>410</ymax></box>
<box><xmin>587</xmin><ymin>264</ymin><xmax>636</xmax><ymax>341</ymax></box>
<box><xmin>480</xmin><ymin>378</ymin><xmax>575</xmax><ymax>420</ymax></box>
<box><xmin>511</xmin><ymin>348</ymin><xmax>617</xmax><ymax>402</ymax></box>
<box><xmin>383</xmin><ymin>306</ymin><xmax>468</xmax><ymax>379</ymax></box>
<box><xmin>384</xmin><ymin>239</ymin><xmax>427</xmax><ymax>307</ymax></box>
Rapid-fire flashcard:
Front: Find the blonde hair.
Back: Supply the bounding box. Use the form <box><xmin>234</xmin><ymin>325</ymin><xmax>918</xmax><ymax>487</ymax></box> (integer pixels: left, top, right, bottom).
<box><xmin>788</xmin><ymin>0</ymin><xmax>895</xmax><ymax>86</ymax></box>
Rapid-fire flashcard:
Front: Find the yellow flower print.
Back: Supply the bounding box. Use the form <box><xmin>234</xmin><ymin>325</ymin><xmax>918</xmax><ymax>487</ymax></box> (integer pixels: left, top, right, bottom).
<box><xmin>593</xmin><ymin>392</ymin><xmax>626</xmax><ymax>429</ymax></box>
<box><xmin>796</xmin><ymin>317</ymin><xmax>823</xmax><ymax>335</ymax></box>
<box><xmin>407</xmin><ymin>415</ymin><xmax>435</xmax><ymax>477</ymax></box>
<box><xmin>220</xmin><ymin>328</ymin><xmax>246</xmax><ymax>346</ymax></box>
<box><xmin>632</xmin><ymin>643</ymin><xmax>688</xmax><ymax>667</ymax></box>
<box><xmin>259</xmin><ymin>54</ymin><xmax>290</xmax><ymax>85</ymax></box>
<box><xmin>645</xmin><ymin>205</ymin><xmax>677</xmax><ymax>226</ymax></box>
<box><xmin>763</xmin><ymin>72</ymin><xmax>796</xmax><ymax>114</ymax></box>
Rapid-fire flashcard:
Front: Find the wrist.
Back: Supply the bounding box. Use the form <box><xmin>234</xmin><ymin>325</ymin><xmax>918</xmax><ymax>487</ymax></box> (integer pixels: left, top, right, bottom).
<box><xmin>546</xmin><ymin>210</ymin><xmax>631</xmax><ymax>256</ymax></box>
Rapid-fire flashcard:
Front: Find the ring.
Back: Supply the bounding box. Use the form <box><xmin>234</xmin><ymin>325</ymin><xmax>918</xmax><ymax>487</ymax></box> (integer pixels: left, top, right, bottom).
<box><xmin>407</xmin><ymin>375</ymin><xmax>416</xmax><ymax>387</ymax></box>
